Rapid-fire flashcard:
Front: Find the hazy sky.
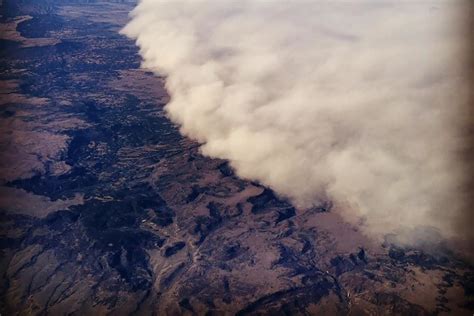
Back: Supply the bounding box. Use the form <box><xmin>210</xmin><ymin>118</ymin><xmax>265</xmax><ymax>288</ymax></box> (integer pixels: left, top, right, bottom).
<box><xmin>123</xmin><ymin>1</ymin><xmax>472</xmax><ymax>244</ymax></box>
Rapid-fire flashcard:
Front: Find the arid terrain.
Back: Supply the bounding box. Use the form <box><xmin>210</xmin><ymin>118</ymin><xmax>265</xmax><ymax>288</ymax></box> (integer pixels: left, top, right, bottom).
<box><xmin>0</xmin><ymin>2</ymin><xmax>473</xmax><ymax>315</ymax></box>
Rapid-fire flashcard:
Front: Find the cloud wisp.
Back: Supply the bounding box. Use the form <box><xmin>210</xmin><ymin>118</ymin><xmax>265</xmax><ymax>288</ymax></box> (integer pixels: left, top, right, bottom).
<box><xmin>123</xmin><ymin>1</ymin><xmax>473</xmax><ymax>244</ymax></box>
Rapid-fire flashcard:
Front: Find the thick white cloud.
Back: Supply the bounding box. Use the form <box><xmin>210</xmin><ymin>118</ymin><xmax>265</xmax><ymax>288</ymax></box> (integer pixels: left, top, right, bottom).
<box><xmin>122</xmin><ymin>1</ymin><xmax>472</xmax><ymax>242</ymax></box>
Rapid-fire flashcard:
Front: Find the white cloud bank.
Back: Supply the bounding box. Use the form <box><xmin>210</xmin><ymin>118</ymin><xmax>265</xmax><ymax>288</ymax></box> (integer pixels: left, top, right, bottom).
<box><xmin>123</xmin><ymin>1</ymin><xmax>473</xmax><ymax>242</ymax></box>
